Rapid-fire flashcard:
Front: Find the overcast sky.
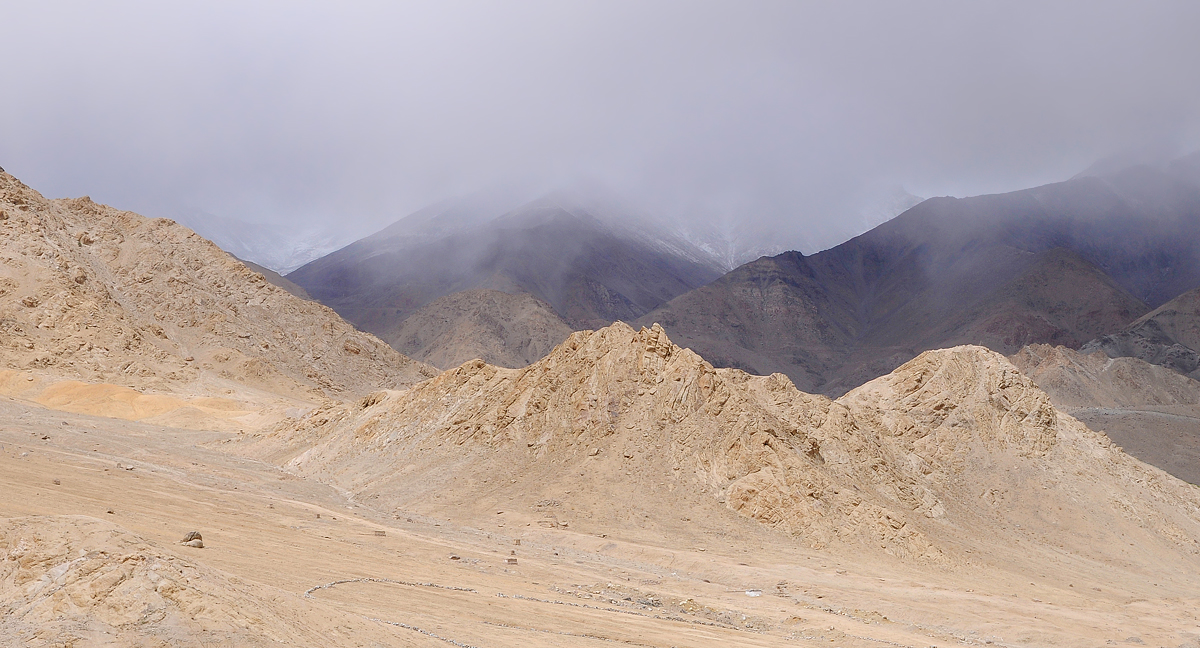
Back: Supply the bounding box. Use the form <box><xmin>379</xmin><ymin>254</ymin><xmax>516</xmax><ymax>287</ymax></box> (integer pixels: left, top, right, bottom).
<box><xmin>2</xmin><ymin>1</ymin><xmax>1199</xmax><ymax>251</ymax></box>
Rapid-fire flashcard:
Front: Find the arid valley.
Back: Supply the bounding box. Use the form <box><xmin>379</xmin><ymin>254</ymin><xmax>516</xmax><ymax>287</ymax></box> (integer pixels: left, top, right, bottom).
<box><xmin>4</xmin><ymin>4</ymin><xmax>1200</xmax><ymax>646</ymax></box>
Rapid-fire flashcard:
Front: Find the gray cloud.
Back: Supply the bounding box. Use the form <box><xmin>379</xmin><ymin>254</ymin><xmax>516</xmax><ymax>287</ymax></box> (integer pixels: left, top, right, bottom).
<box><xmin>2</xmin><ymin>1</ymin><xmax>1198</xmax><ymax>252</ymax></box>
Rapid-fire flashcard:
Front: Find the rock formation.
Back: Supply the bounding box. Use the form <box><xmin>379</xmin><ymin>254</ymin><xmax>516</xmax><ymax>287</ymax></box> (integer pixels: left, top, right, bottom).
<box><xmin>1082</xmin><ymin>286</ymin><xmax>1200</xmax><ymax>380</ymax></box>
<box><xmin>243</xmin><ymin>323</ymin><xmax>1200</xmax><ymax>568</ymax></box>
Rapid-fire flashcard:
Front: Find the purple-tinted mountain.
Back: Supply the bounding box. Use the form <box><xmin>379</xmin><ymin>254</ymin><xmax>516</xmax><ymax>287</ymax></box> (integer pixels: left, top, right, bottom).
<box><xmin>288</xmin><ymin>195</ymin><xmax>724</xmax><ymax>343</ymax></box>
<box><xmin>641</xmin><ymin>156</ymin><xmax>1200</xmax><ymax>395</ymax></box>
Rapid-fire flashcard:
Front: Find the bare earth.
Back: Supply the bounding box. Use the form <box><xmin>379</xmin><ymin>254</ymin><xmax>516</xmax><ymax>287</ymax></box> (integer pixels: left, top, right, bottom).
<box><xmin>4</xmin><ymin>172</ymin><xmax>1200</xmax><ymax>647</ymax></box>
<box><xmin>3</xmin><ymin>327</ymin><xmax>1200</xmax><ymax>647</ymax></box>
<box><xmin>1012</xmin><ymin>344</ymin><xmax>1200</xmax><ymax>485</ymax></box>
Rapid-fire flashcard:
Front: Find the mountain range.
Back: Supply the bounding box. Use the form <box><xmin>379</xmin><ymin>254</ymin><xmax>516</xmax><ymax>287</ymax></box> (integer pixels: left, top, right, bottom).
<box><xmin>4</xmin><ymin>165</ymin><xmax>1200</xmax><ymax>647</ymax></box>
<box><xmin>640</xmin><ymin>155</ymin><xmax>1200</xmax><ymax>394</ymax></box>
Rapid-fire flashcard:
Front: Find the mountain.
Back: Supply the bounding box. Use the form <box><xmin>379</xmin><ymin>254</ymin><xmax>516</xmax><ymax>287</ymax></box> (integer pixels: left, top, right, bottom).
<box><xmin>0</xmin><ymin>170</ymin><xmax>434</xmax><ymax>409</ymax></box>
<box><xmin>389</xmin><ymin>288</ymin><xmax>574</xmax><ymax>369</ymax></box>
<box><xmin>1011</xmin><ymin>344</ymin><xmax>1200</xmax><ymax>485</ymax></box>
<box><xmin>239</xmin><ymin>322</ymin><xmax>1200</xmax><ymax>573</ymax></box>
<box><xmin>288</xmin><ymin>193</ymin><xmax>726</xmax><ymax>336</ymax></box>
<box><xmin>640</xmin><ymin>158</ymin><xmax>1200</xmax><ymax>395</ymax></box>
<box><xmin>1082</xmin><ymin>285</ymin><xmax>1200</xmax><ymax>380</ymax></box>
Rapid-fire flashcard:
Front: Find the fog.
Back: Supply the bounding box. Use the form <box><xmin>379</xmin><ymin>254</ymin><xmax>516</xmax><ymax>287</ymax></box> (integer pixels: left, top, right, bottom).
<box><xmin>2</xmin><ymin>1</ymin><xmax>1199</xmax><ymax>257</ymax></box>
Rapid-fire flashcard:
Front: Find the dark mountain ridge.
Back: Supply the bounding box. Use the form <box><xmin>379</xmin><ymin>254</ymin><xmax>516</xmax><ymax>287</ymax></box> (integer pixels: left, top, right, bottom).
<box><xmin>640</xmin><ymin>158</ymin><xmax>1200</xmax><ymax>394</ymax></box>
<box><xmin>288</xmin><ymin>195</ymin><xmax>725</xmax><ymax>342</ymax></box>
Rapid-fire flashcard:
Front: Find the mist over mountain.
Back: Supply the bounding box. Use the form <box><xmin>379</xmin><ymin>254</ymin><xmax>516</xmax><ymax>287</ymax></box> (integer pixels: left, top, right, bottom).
<box><xmin>288</xmin><ymin>192</ymin><xmax>726</xmax><ymax>344</ymax></box>
<box><xmin>172</xmin><ymin>211</ymin><xmax>362</xmax><ymax>274</ymax></box>
<box><xmin>640</xmin><ymin>156</ymin><xmax>1200</xmax><ymax>395</ymax></box>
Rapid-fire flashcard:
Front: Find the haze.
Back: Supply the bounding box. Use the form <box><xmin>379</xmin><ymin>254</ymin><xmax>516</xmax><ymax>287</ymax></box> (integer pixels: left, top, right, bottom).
<box><xmin>2</xmin><ymin>1</ymin><xmax>1198</xmax><ymax>253</ymax></box>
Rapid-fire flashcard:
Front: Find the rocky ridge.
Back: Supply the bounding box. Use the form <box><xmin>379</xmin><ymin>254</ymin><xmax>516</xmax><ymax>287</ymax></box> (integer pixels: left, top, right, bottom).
<box><xmin>1082</xmin><ymin>286</ymin><xmax>1200</xmax><ymax>380</ymax></box>
<box><xmin>242</xmin><ymin>323</ymin><xmax>1200</xmax><ymax>569</ymax></box>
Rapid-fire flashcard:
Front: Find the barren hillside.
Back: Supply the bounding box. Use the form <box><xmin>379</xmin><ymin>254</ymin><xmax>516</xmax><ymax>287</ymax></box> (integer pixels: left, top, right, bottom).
<box><xmin>1083</xmin><ymin>285</ymin><xmax>1200</xmax><ymax>379</ymax></box>
<box><xmin>242</xmin><ymin>323</ymin><xmax>1200</xmax><ymax>574</ymax></box>
<box><xmin>641</xmin><ymin>159</ymin><xmax>1200</xmax><ymax>394</ymax></box>
<box><xmin>1011</xmin><ymin>344</ymin><xmax>1200</xmax><ymax>484</ymax></box>
<box><xmin>0</xmin><ymin>170</ymin><xmax>435</xmax><ymax>409</ymax></box>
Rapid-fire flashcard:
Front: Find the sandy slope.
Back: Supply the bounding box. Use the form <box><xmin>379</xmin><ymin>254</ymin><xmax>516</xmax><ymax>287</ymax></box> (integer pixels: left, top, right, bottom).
<box><xmin>0</xmin><ymin>170</ymin><xmax>433</xmax><ymax>400</ymax></box>
<box><xmin>3</xmin><ymin>393</ymin><xmax>1200</xmax><ymax>648</ymax></box>
<box><xmin>0</xmin><ymin>170</ymin><xmax>435</xmax><ymax>426</ymax></box>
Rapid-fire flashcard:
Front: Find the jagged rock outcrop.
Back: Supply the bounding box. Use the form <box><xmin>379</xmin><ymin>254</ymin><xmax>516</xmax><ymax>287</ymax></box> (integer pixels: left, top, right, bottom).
<box><xmin>0</xmin><ymin>170</ymin><xmax>435</xmax><ymax>400</ymax></box>
<box><xmin>243</xmin><ymin>323</ymin><xmax>1200</xmax><ymax>565</ymax></box>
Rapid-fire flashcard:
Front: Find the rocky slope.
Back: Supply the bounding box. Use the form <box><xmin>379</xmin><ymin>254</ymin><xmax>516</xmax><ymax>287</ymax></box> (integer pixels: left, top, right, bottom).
<box><xmin>1011</xmin><ymin>344</ymin><xmax>1200</xmax><ymax>484</ymax></box>
<box><xmin>639</xmin><ymin>245</ymin><xmax>1148</xmax><ymax>395</ymax></box>
<box><xmin>242</xmin><ymin>323</ymin><xmax>1200</xmax><ymax>568</ymax></box>
<box><xmin>0</xmin><ymin>170</ymin><xmax>434</xmax><ymax>403</ymax></box>
<box><xmin>388</xmin><ymin>289</ymin><xmax>574</xmax><ymax>369</ymax></box>
<box><xmin>240</xmin><ymin>258</ymin><xmax>312</xmax><ymax>300</ymax></box>
<box><xmin>641</xmin><ymin>157</ymin><xmax>1200</xmax><ymax>394</ymax></box>
<box><xmin>1082</xmin><ymin>286</ymin><xmax>1200</xmax><ymax>380</ymax></box>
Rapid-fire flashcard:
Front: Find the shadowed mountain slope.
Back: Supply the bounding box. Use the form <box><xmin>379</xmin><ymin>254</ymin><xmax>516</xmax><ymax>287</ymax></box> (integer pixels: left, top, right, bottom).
<box><xmin>0</xmin><ymin>170</ymin><xmax>434</xmax><ymax>402</ymax></box>
<box><xmin>288</xmin><ymin>195</ymin><xmax>724</xmax><ymax>337</ymax></box>
<box><xmin>389</xmin><ymin>288</ymin><xmax>574</xmax><ymax>369</ymax></box>
<box><xmin>1082</xmin><ymin>286</ymin><xmax>1200</xmax><ymax>380</ymax></box>
<box><xmin>642</xmin><ymin>159</ymin><xmax>1200</xmax><ymax>394</ymax></box>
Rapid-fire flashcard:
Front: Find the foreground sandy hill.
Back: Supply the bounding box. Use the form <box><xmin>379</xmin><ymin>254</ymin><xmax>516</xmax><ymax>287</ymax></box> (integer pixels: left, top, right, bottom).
<box><xmin>242</xmin><ymin>322</ymin><xmax>1200</xmax><ymax>574</ymax></box>
<box><xmin>0</xmin><ymin>170</ymin><xmax>434</xmax><ymax>420</ymax></box>
<box><xmin>3</xmin><ymin>329</ymin><xmax>1200</xmax><ymax>646</ymax></box>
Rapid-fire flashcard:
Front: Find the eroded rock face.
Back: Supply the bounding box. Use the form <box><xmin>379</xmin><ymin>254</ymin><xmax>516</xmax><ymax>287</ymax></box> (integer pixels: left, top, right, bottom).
<box><xmin>0</xmin><ymin>516</ymin><xmax>362</xmax><ymax>646</ymax></box>
<box><xmin>0</xmin><ymin>171</ymin><xmax>435</xmax><ymax>399</ymax></box>
<box><xmin>244</xmin><ymin>322</ymin><xmax>1200</xmax><ymax>565</ymax></box>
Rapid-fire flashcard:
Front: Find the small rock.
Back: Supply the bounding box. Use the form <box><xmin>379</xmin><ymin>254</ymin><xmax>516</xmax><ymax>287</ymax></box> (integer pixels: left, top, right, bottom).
<box><xmin>588</xmin><ymin>448</ymin><xmax>599</xmax><ymax>456</ymax></box>
<box><xmin>52</xmin><ymin>479</ymin><xmax>60</xmax><ymax>485</ymax></box>
<box><xmin>449</xmin><ymin>554</ymin><xmax>461</xmax><ymax>560</ymax></box>
<box><xmin>181</xmin><ymin>531</ymin><xmax>204</xmax><ymax>548</ymax></box>
<box><xmin>106</xmin><ymin>509</ymin><xmax>114</xmax><ymax>514</ymax></box>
